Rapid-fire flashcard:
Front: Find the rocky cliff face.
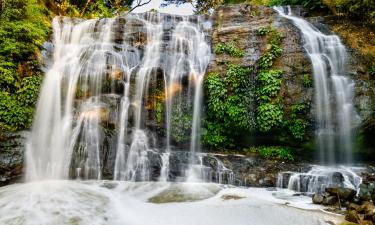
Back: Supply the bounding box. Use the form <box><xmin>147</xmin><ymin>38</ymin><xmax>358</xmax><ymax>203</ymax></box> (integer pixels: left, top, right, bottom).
<box><xmin>207</xmin><ymin>4</ymin><xmax>314</xmax><ymax>146</ymax></box>
<box><xmin>0</xmin><ymin>132</ymin><xmax>25</xmax><ymax>185</ymax></box>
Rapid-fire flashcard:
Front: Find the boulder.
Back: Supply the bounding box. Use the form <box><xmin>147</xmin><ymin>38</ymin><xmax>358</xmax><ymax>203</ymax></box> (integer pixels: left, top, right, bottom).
<box><xmin>323</xmin><ymin>195</ymin><xmax>338</xmax><ymax>205</ymax></box>
<box><xmin>325</xmin><ymin>187</ymin><xmax>357</xmax><ymax>201</ymax></box>
<box><xmin>348</xmin><ymin>203</ymin><xmax>361</xmax><ymax>211</ymax></box>
<box><xmin>312</xmin><ymin>193</ymin><xmax>324</xmax><ymax>204</ymax></box>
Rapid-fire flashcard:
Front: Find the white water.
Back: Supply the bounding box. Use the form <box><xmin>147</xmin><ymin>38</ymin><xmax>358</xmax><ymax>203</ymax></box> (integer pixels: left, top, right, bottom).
<box><xmin>274</xmin><ymin>6</ymin><xmax>357</xmax><ymax>164</ymax></box>
<box><xmin>277</xmin><ymin>165</ymin><xmax>362</xmax><ymax>193</ymax></box>
<box><xmin>0</xmin><ymin>181</ymin><xmax>342</xmax><ymax>225</ymax></box>
<box><xmin>26</xmin><ymin>13</ymin><xmax>211</xmax><ymax>182</ymax></box>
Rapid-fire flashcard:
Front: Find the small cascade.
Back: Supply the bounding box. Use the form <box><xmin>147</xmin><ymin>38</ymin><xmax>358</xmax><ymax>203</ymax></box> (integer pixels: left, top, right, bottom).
<box><xmin>199</xmin><ymin>154</ymin><xmax>235</xmax><ymax>185</ymax></box>
<box><xmin>277</xmin><ymin>166</ymin><xmax>362</xmax><ymax>193</ymax></box>
<box><xmin>26</xmin><ymin>12</ymin><xmax>212</xmax><ymax>182</ymax></box>
<box><xmin>159</xmin><ymin>152</ymin><xmax>170</xmax><ymax>182</ymax></box>
<box><xmin>274</xmin><ymin>6</ymin><xmax>357</xmax><ymax>164</ymax></box>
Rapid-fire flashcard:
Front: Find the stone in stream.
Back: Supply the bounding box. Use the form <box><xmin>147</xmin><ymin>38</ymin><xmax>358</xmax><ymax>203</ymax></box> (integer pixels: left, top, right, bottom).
<box><xmin>325</xmin><ymin>187</ymin><xmax>357</xmax><ymax>201</ymax></box>
<box><xmin>322</xmin><ymin>195</ymin><xmax>338</xmax><ymax>205</ymax></box>
<box><xmin>312</xmin><ymin>193</ymin><xmax>324</xmax><ymax>204</ymax></box>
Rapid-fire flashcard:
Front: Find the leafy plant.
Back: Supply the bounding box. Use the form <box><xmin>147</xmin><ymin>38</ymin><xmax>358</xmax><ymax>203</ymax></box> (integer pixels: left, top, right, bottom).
<box><xmin>256</xmin><ymin>27</ymin><xmax>284</xmax><ymax>132</ymax></box>
<box><xmin>256</xmin><ymin>103</ymin><xmax>283</xmax><ymax>132</ymax></box>
<box><xmin>285</xmin><ymin>103</ymin><xmax>308</xmax><ymax>140</ymax></box>
<box><xmin>256</xmin><ymin>69</ymin><xmax>283</xmax><ymax>102</ymax></box>
<box><xmin>256</xmin><ymin>26</ymin><xmax>272</xmax><ymax>36</ymax></box>
<box><xmin>204</xmin><ymin>64</ymin><xmax>254</xmax><ymax>148</ymax></box>
<box><xmin>214</xmin><ymin>42</ymin><xmax>245</xmax><ymax>58</ymax></box>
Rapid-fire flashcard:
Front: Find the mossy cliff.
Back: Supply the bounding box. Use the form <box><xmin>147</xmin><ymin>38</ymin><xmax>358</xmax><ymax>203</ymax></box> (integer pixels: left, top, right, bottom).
<box><xmin>204</xmin><ymin>4</ymin><xmax>314</xmax><ymax>151</ymax></box>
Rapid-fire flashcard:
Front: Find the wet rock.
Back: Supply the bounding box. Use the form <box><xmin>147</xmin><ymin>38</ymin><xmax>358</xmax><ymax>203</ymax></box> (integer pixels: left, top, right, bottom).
<box><xmin>0</xmin><ymin>131</ymin><xmax>26</xmax><ymax>186</ymax></box>
<box><xmin>359</xmin><ymin>183</ymin><xmax>373</xmax><ymax>201</ymax></box>
<box><xmin>323</xmin><ymin>196</ymin><xmax>338</xmax><ymax>205</ymax></box>
<box><xmin>331</xmin><ymin>172</ymin><xmax>345</xmax><ymax>184</ymax></box>
<box><xmin>312</xmin><ymin>193</ymin><xmax>324</xmax><ymax>204</ymax></box>
<box><xmin>326</xmin><ymin>187</ymin><xmax>357</xmax><ymax>201</ymax></box>
<box><xmin>345</xmin><ymin>210</ymin><xmax>360</xmax><ymax>223</ymax></box>
<box><xmin>348</xmin><ymin>203</ymin><xmax>361</xmax><ymax>211</ymax></box>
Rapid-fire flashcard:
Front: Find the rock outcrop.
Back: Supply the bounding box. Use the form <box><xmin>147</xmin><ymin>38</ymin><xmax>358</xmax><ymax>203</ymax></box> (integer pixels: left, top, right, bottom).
<box><xmin>0</xmin><ymin>132</ymin><xmax>25</xmax><ymax>186</ymax></box>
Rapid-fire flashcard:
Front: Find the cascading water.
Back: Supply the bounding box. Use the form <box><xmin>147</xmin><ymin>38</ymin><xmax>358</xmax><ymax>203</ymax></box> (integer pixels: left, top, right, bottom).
<box><xmin>273</xmin><ymin>6</ymin><xmax>360</xmax><ymax>194</ymax></box>
<box><xmin>277</xmin><ymin>166</ymin><xmax>362</xmax><ymax>193</ymax></box>
<box><xmin>274</xmin><ymin>6</ymin><xmax>357</xmax><ymax>165</ymax></box>
<box><xmin>26</xmin><ymin>12</ymin><xmax>214</xmax><ymax>182</ymax></box>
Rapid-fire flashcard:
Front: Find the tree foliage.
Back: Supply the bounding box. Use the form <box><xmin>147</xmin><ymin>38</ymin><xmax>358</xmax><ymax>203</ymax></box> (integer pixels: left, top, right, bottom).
<box><xmin>0</xmin><ymin>0</ymin><xmax>49</xmax><ymax>131</ymax></box>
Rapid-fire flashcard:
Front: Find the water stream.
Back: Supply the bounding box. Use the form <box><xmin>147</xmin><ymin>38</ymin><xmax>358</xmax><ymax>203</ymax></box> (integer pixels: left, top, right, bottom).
<box><xmin>274</xmin><ymin>6</ymin><xmax>357</xmax><ymax>164</ymax></box>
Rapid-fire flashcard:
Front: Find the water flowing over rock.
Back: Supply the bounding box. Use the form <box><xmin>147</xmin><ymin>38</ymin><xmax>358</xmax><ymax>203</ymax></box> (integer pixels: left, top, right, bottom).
<box><xmin>277</xmin><ymin>166</ymin><xmax>362</xmax><ymax>193</ymax></box>
<box><xmin>274</xmin><ymin>6</ymin><xmax>358</xmax><ymax>164</ymax></box>
<box><xmin>25</xmin><ymin>13</ymin><xmax>214</xmax><ymax>182</ymax></box>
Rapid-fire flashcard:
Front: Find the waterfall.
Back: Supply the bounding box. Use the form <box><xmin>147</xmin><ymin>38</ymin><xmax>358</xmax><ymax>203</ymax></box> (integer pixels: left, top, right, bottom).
<box><xmin>274</xmin><ymin>6</ymin><xmax>357</xmax><ymax>164</ymax></box>
<box><xmin>25</xmin><ymin>13</ymin><xmax>212</xmax><ymax>182</ymax></box>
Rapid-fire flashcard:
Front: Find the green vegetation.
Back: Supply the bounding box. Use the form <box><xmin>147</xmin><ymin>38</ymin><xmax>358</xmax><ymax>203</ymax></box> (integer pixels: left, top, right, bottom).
<box><xmin>171</xmin><ymin>106</ymin><xmax>192</xmax><ymax>142</ymax></box>
<box><xmin>247</xmin><ymin>146</ymin><xmax>294</xmax><ymax>161</ymax></box>
<box><xmin>303</xmin><ymin>74</ymin><xmax>313</xmax><ymax>87</ymax></box>
<box><xmin>204</xmin><ymin>64</ymin><xmax>253</xmax><ymax>148</ymax></box>
<box><xmin>214</xmin><ymin>42</ymin><xmax>245</xmax><ymax>58</ymax></box>
<box><xmin>0</xmin><ymin>0</ymin><xmax>49</xmax><ymax>131</ymax></box>
<box><xmin>41</xmin><ymin>0</ymin><xmax>132</xmax><ymax>18</ymax></box>
<box><xmin>285</xmin><ymin>103</ymin><xmax>308</xmax><ymax>140</ymax></box>
<box><xmin>323</xmin><ymin>0</ymin><xmax>375</xmax><ymax>26</ymax></box>
<box><xmin>257</xmin><ymin>69</ymin><xmax>283</xmax><ymax>102</ymax></box>
<box><xmin>369</xmin><ymin>66</ymin><xmax>375</xmax><ymax>77</ymax></box>
<box><xmin>268</xmin><ymin>0</ymin><xmax>324</xmax><ymax>10</ymax></box>
<box><xmin>256</xmin><ymin>26</ymin><xmax>284</xmax><ymax>132</ymax></box>
<box><xmin>256</xmin><ymin>26</ymin><xmax>272</xmax><ymax>36</ymax></box>
<box><xmin>256</xmin><ymin>103</ymin><xmax>283</xmax><ymax>132</ymax></box>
